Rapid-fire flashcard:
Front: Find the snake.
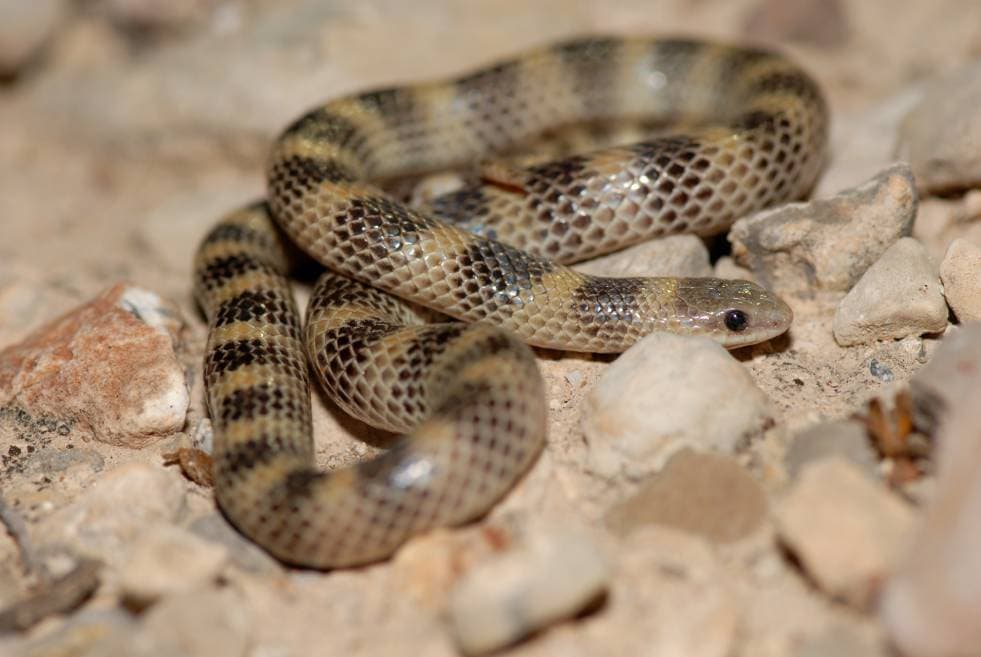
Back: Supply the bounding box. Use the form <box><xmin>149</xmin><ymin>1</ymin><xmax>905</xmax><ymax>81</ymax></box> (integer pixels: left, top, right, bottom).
<box><xmin>193</xmin><ymin>36</ymin><xmax>827</xmax><ymax>568</ymax></box>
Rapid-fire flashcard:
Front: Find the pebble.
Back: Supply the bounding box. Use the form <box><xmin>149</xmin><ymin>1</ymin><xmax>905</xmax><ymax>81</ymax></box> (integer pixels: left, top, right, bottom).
<box><xmin>882</xmin><ymin>355</ymin><xmax>981</xmax><ymax>657</ymax></box>
<box><xmin>605</xmin><ymin>449</ymin><xmax>769</xmax><ymax>544</ymax></box>
<box><xmin>599</xmin><ymin>528</ymin><xmax>737</xmax><ymax>657</ymax></box>
<box><xmin>742</xmin><ymin>0</ymin><xmax>849</xmax><ymax>46</ymax></box>
<box><xmin>784</xmin><ymin>420</ymin><xmax>878</xmax><ymax>479</ymax></box>
<box><xmin>188</xmin><ymin>513</ymin><xmax>283</xmax><ymax>575</ymax></box>
<box><xmin>898</xmin><ymin>62</ymin><xmax>981</xmax><ymax>193</ymax></box>
<box><xmin>908</xmin><ymin>322</ymin><xmax>981</xmax><ymax>434</ymax></box>
<box><xmin>136</xmin><ymin>588</ymin><xmax>250</xmax><ymax>657</ymax></box>
<box><xmin>729</xmin><ymin>164</ymin><xmax>917</xmax><ymax>295</ymax></box>
<box><xmin>0</xmin><ymin>283</ymin><xmax>189</xmax><ymax>447</ymax></box>
<box><xmin>447</xmin><ymin>521</ymin><xmax>609</xmax><ymax>656</ymax></box>
<box><xmin>119</xmin><ymin>524</ymin><xmax>228</xmax><ymax>605</ymax></box>
<box><xmin>36</xmin><ymin>463</ymin><xmax>187</xmax><ymax>565</ymax></box>
<box><xmin>581</xmin><ymin>332</ymin><xmax>774</xmax><ymax>480</ymax></box>
<box><xmin>833</xmin><ymin>237</ymin><xmax>948</xmax><ymax>346</ymax></box>
<box><xmin>775</xmin><ymin>457</ymin><xmax>915</xmax><ymax>609</ymax></box>
<box><xmin>939</xmin><ymin>238</ymin><xmax>981</xmax><ymax>322</ymax></box>
<box><xmin>572</xmin><ymin>234</ymin><xmax>712</xmax><ymax>278</ymax></box>
<box><xmin>0</xmin><ymin>0</ymin><xmax>65</xmax><ymax>76</ymax></box>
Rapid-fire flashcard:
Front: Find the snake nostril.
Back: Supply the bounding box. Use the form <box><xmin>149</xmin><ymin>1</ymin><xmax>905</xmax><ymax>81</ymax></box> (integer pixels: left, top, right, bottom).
<box><xmin>724</xmin><ymin>309</ymin><xmax>748</xmax><ymax>332</ymax></box>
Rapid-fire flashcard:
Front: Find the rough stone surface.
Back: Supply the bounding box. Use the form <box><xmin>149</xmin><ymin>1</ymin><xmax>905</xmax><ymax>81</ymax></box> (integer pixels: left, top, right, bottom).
<box><xmin>35</xmin><ymin>463</ymin><xmax>187</xmax><ymax>565</ymax></box>
<box><xmin>605</xmin><ymin>449</ymin><xmax>769</xmax><ymax>544</ymax></box>
<box><xmin>814</xmin><ymin>88</ymin><xmax>925</xmax><ymax>198</ymax></box>
<box><xmin>776</xmin><ymin>457</ymin><xmax>915</xmax><ymax>609</ymax></box>
<box><xmin>785</xmin><ymin>420</ymin><xmax>879</xmax><ymax>479</ymax></box>
<box><xmin>730</xmin><ymin>164</ymin><xmax>917</xmax><ymax>295</ymax></box>
<box><xmin>581</xmin><ymin>332</ymin><xmax>774</xmax><ymax>480</ymax></box>
<box><xmin>940</xmin><ymin>239</ymin><xmax>981</xmax><ymax>322</ymax></box>
<box><xmin>448</xmin><ymin>520</ymin><xmax>609</xmax><ymax>656</ymax></box>
<box><xmin>572</xmin><ymin>235</ymin><xmax>712</xmax><ymax>278</ymax></box>
<box><xmin>882</xmin><ymin>361</ymin><xmax>981</xmax><ymax>657</ymax></box>
<box><xmin>898</xmin><ymin>62</ymin><xmax>981</xmax><ymax>193</ymax></box>
<box><xmin>119</xmin><ymin>524</ymin><xmax>228</xmax><ymax>604</ymax></box>
<box><xmin>0</xmin><ymin>0</ymin><xmax>65</xmax><ymax>75</ymax></box>
<box><xmin>138</xmin><ymin>588</ymin><xmax>251</xmax><ymax>657</ymax></box>
<box><xmin>833</xmin><ymin>238</ymin><xmax>948</xmax><ymax>346</ymax></box>
<box><xmin>908</xmin><ymin>323</ymin><xmax>981</xmax><ymax>434</ymax></box>
<box><xmin>0</xmin><ymin>283</ymin><xmax>188</xmax><ymax>447</ymax></box>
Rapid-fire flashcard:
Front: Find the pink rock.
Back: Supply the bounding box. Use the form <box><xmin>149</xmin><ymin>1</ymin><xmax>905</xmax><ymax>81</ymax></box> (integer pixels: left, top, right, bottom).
<box><xmin>0</xmin><ymin>283</ymin><xmax>188</xmax><ymax>447</ymax></box>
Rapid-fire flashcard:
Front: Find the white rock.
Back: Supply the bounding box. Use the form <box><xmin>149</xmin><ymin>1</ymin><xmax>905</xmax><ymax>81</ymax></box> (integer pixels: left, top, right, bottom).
<box><xmin>595</xmin><ymin>527</ymin><xmax>737</xmax><ymax>657</ymax></box>
<box><xmin>833</xmin><ymin>237</ymin><xmax>948</xmax><ymax>346</ymax></box>
<box><xmin>573</xmin><ymin>234</ymin><xmax>712</xmax><ymax>278</ymax></box>
<box><xmin>0</xmin><ymin>0</ymin><xmax>65</xmax><ymax>75</ymax></box>
<box><xmin>582</xmin><ymin>332</ymin><xmax>774</xmax><ymax>479</ymax></box>
<box><xmin>883</xmin><ymin>334</ymin><xmax>981</xmax><ymax>657</ymax></box>
<box><xmin>814</xmin><ymin>87</ymin><xmax>925</xmax><ymax>198</ymax></box>
<box><xmin>730</xmin><ymin>164</ymin><xmax>917</xmax><ymax>295</ymax></box>
<box><xmin>940</xmin><ymin>239</ymin><xmax>981</xmax><ymax>322</ymax></box>
<box><xmin>898</xmin><ymin>61</ymin><xmax>981</xmax><ymax>193</ymax></box>
<box><xmin>120</xmin><ymin>524</ymin><xmax>228</xmax><ymax>604</ymax></box>
<box><xmin>775</xmin><ymin>457</ymin><xmax>915</xmax><ymax>609</ymax></box>
<box><xmin>36</xmin><ymin>463</ymin><xmax>187</xmax><ymax>565</ymax></box>
<box><xmin>448</xmin><ymin>521</ymin><xmax>609</xmax><ymax>656</ymax></box>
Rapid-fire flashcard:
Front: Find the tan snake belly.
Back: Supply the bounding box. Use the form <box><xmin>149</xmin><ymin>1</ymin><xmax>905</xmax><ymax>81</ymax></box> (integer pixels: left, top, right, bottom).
<box><xmin>193</xmin><ymin>36</ymin><xmax>828</xmax><ymax>568</ymax></box>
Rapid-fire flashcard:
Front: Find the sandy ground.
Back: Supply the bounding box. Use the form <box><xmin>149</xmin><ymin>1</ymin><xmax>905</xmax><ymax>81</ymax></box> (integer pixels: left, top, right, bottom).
<box><xmin>2</xmin><ymin>1</ymin><xmax>981</xmax><ymax>656</ymax></box>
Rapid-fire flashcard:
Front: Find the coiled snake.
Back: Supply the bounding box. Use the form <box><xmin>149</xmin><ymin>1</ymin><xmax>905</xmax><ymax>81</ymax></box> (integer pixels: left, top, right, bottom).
<box><xmin>193</xmin><ymin>37</ymin><xmax>827</xmax><ymax>568</ymax></box>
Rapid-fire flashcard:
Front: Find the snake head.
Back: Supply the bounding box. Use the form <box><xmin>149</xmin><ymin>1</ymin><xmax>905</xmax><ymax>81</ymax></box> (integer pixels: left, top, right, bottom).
<box><xmin>674</xmin><ymin>278</ymin><xmax>793</xmax><ymax>349</ymax></box>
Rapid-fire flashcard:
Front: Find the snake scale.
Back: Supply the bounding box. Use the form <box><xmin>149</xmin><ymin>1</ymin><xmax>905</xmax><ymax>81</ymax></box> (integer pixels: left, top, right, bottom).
<box><xmin>194</xmin><ymin>36</ymin><xmax>827</xmax><ymax>568</ymax></box>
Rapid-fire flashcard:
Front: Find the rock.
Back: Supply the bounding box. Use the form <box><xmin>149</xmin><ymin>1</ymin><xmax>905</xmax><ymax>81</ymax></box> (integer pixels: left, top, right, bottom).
<box><xmin>881</xmin><ymin>367</ymin><xmax>981</xmax><ymax>657</ymax></box>
<box><xmin>940</xmin><ymin>239</ymin><xmax>981</xmax><ymax>322</ymax></box>
<box><xmin>605</xmin><ymin>449</ymin><xmax>769</xmax><ymax>544</ymax></box>
<box><xmin>784</xmin><ymin>420</ymin><xmax>878</xmax><ymax>479</ymax></box>
<box><xmin>36</xmin><ymin>463</ymin><xmax>187</xmax><ymax>565</ymax></box>
<box><xmin>0</xmin><ymin>0</ymin><xmax>65</xmax><ymax>76</ymax></box>
<box><xmin>713</xmin><ymin>255</ymin><xmax>756</xmax><ymax>281</ymax></box>
<box><xmin>188</xmin><ymin>513</ymin><xmax>283</xmax><ymax>575</ymax></box>
<box><xmin>581</xmin><ymin>332</ymin><xmax>774</xmax><ymax>480</ymax></box>
<box><xmin>0</xmin><ymin>283</ymin><xmax>189</xmax><ymax>447</ymax></box>
<box><xmin>814</xmin><ymin>89</ymin><xmax>925</xmax><ymax>199</ymax></box>
<box><xmin>10</xmin><ymin>609</ymin><xmax>136</xmax><ymax>657</ymax></box>
<box><xmin>775</xmin><ymin>457</ymin><xmax>915</xmax><ymax>609</ymax></box>
<box><xmin>908</xmin><ymin>323</ymin><xmax>981</xmax><ymax>434</ymax></box>
<box><xmin>596</xmin><ymin>527</ymin><xmax>738</xmax><ymax>657</ymax></box>
<box><xmin>573</xmin><ymin>235</ymin><xmax>712</xmax><ymax>278</ymax></box>
<box><xmin>833</xmin><ymin>238</ymin><xmax>948</xmax><ymax>346</ymax></box>
<box><xmin>730</xmin><ymin>164</ymin><xmax>917</xmax><ymax>295</ymax></box>
<box><xmin>898</xmin><ymin>62</ymin><xmax>981</xmax><ymax>193</ymax></box>
<box><xmin>140</xmin><ymin>588</ymin><xmax>251</xmax><ymax>657</ymax></box>
<box><xmin>742</xmin><ymin>0</ymin><xmax>849</xmax><ymax>47</ymax></box>
<box><xmin>447</xmin><ymin>520</ymin><xmax>609</xmax><ymax>656</ymax></box>
<box><xmin>119</xmin><ymin>524</ymin><xmax>228</xmax><ymax>605</ymax></box>
<box><xmin>793</xmin><ymin>627</ymin><xmax>888</xmax><ymax>657</ymax></box>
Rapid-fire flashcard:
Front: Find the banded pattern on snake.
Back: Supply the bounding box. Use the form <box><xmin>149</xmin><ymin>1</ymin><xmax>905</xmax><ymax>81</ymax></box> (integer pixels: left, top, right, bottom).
<box><xmin>194</xmin><ymin>36</ymin><xmax>827</xmax><ymax>568</ymax></box>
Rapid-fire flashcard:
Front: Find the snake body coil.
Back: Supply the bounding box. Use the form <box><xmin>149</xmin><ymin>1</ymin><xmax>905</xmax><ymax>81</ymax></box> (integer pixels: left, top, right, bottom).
<box><xmin>194</xmin><ymin>37</ymin><xmax>827</xmax><ymax>568</ymax></box>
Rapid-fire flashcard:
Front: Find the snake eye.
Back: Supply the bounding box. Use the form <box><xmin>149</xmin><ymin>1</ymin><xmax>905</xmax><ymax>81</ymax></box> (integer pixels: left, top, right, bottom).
<box><xmin>724</xmin><ymin>309</ymin><xmax>748</xmax><ymax>332</ymax></box>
